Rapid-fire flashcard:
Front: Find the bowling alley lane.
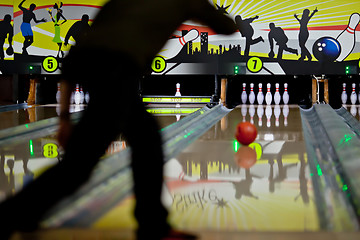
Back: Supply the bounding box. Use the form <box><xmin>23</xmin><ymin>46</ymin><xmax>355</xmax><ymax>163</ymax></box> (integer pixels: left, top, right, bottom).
<box><xmin>89</xmin><ymin>104</ymin><xmax>325</xmax><ymax>233</ymax></box>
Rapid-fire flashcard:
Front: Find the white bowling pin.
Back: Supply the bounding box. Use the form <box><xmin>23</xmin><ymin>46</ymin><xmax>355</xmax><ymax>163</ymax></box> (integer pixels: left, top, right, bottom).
<box><xmin>358</xmin><ymin>83</ymin><xmax>360</xmax><ymax>103</ymax></box>
<box><xmin>241</xmin><ymin>83</ymin><xmax>247</xmax><ymax>104</ymax></box>
<box><xmin>56</xmin><ymin>82</ymin><xmax>61</xmax><ymax>104</ymax></box>
<box><xmin>274</xmin><ymin>83</ymin><xmax>281</xmax><ymax>105</ymax></box>
<box><xmin>249</xmin><ymin>83</ymin><xmax>255</xmax><ymax>104</ymax></box>
<box><xmin>265</xmin><ymin>83</ymin><xmax>272</xmax><ymax>105</ymax></box>
<box><xmin>336</xmin><ymin>13</ymin><xmax>360</xmax><ymax>62</ymax></box>
<box><xmin>283</xmin><ymin>83</ymin><xmax>289</xmax><ymax>104</ymax></box>
<box><xmin>274</xmin><ymin>105</ymin><xmax>281</xmax><ymax>127</ymax></box>
<box><xmin>341</xmin><ymin>83</ymin><xmax>347</xmax><ymax>104</ymax></box>
<box><xmin>175</xmin><ymin>83</ymin><xmax>181</xmax><ymax>96</ymax></box>
<box><xmin>74</xmin><ymin>84</ymin><xmax>81</xmax><ymax>105</ymax></box>
<box><xmin>175</xmin><ymin>83</ymin><xmax>181</xmax><ymax>108</ymax></box>
<box><xmin>257</xmin><ymin>83</ymin><xmax>264</xmax><ymax>105</ymax></box>
<box><xmin>257</xmin><ymin>105</ymin><xmax>264</xmax><ymax>127</ymax></box>
<box><xmin>241</xmin><ymin>104</ymin><xmax>247</xmax><ymax>122</ymax></box>
<box><xmin>249</xmin><ymin>104</ymin><xmax>255</xmax><ymax>124</ymax></box>
<box><xmin>283</xmin><ymin>105</ymin><xmax>289</xmax><ymax>127</ymax></box>
<box><xmin>70</xmin><ymin>89</ymin><xmax>75</xmax><ymax>104</ymax></box>
<box><xmin>265</xmin><ymin>105</ymin><xmax>272</xmax><ymax>128</ymax></box>
<box><xmin>79</xmin><ymin>86</ymin><xmax>85</xmax><ymax>104</ymax></box>
<box><xmin>350</xmin><ymin>83</ymin><xmax>357</xmax><ymax>105</ymax></box>
<box><xmin>159</xmin><ymin>29</ymin><xmax>199</xmax><ymax>59</ymax></box>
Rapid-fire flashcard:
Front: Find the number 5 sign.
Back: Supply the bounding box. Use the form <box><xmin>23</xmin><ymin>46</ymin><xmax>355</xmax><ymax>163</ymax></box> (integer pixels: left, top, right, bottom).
<box><xmin>42</xmin><ymin>56</ymin><xmax>59</xmax><ymax>73</ymax></box>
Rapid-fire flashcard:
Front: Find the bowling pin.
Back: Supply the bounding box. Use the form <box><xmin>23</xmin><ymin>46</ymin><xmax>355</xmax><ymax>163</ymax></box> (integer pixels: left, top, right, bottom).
<box><xmin>79</xmin><ymin>86</ymin><xmax>85</xmax><ymax>104</ymax></box>
<box><xmin>257</xmin><ymin>83</ymin><xmax>264</xmax><ymax>105</ymax></box>
<box><xmin>56</xmin><ymin>82</ymin><xmax>61</xmax><ymax>104</ymax></box>
<box><xmin>358</xmin><ymin>83</ymin><xmax>360</xmax><ymax>104</ymax></box>
<box><xmin>249</xmin><ymin>83</ymin><xmax>255</xmax><ymax>104</ymax></box>
<box><xmin>283</xmin><ymin>83</ymin><xmax>289</xmax><ymax>104</ymax></box>
<box><xmin>274</xmin><ymin>83</ymin><xmax>281</xmax><ymax>105</ymax></box>
<box><xmin>241</xmin><ymin>83</ymin><xmax>247</xmax><ymax>104</ymax></box>
<box><xmin>265</xmin><ymin>83</ymin><xmax>272</xmax><ymax>105</ymax></box>
<box><xmin>159</xmin><ymin>29</ymin><xmax>199</xmax><ymax>59</ymax></box>
<box><xmin>350</xmin><ymin>83</ymin><xmax>357</xmax><ymax>105</ymax></box>
<box><xmin>175</xmin><ymin>83</ymin><xmax>181</xmax><ymax>108</ymax></box>
<box><xmin>249</xmin><ymin>104</ymin><xmax>255</xmax><ymax>124</ymax></box>
<box><xmin>341</xmin><ymin>83</ymin><xmax>347</xmax><ymax>104</ymax></box>
<box><xmin>283</xmin><ymin>105</ymin><xmax>289</xmax><ymax>127</ymax></box>
<box><xmin>70</xmin><ymin>88</ymin><xmax>75</xmax><ymax>104</ymax></box>
<box><xmin>274</xmin><ymin>105</ymin><xmax>281</xmax><ymax>127</ymax></box>
<box><xmin>241</xmin><ymin>104</ymin><xmax>247</xmax><ymax>122</ymax></box>
<box><xmin>336</xmin><ymin>13</ymin><xmax>360</xmax><ymax>62</ymax></box>
<box><xmin>175</xmin><ymin>83</ymin><xmax>181</xmax><ymax>96</ymax></box>
<box><xmin>265</xmin><ymin>105</ymin><xmax>272</xmax><ymax>127</ymax></box>
<box><xmin>74</xmin><ymin>84</ymin><xmax>81</xmax><ymax>105</ymax></box>
<box><xmin>257</xmin><ymin>105</ymin><xmax>264</xmax><ymax>127</ymax></box>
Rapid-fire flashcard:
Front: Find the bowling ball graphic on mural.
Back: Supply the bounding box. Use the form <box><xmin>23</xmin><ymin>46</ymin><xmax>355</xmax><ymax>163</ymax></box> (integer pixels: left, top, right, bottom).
<box><xmin>312</xmin><ymin>37</ymin><xmax>341</xmax><ymax>62</ymax></box>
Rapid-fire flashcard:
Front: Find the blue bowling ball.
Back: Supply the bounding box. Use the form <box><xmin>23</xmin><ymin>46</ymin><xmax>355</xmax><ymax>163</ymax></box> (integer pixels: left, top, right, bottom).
<box><xmin>312</xmin><ymin>37</ymin><xmax>341</xmax><ymax>62</ymax></box>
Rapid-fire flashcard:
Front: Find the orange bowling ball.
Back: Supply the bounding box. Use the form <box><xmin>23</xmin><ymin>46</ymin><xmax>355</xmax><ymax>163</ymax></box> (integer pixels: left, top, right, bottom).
<box><xmin>235</xmin><ymin>121</ymin><xmax>257</xmax><ymax>145</ymax></box>
<box><xmin>234</xmin><ymin>146</ymin><xmax>257</xmax><ymax>169</ymax></box>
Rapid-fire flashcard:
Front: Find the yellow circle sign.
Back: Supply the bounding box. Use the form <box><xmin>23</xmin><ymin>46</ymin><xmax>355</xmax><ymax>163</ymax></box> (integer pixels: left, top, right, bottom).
<box><xmin>247</xmin><ymin>57</ymin><xmax>263</xmax><ymax>73</ymax></box>
<box><xmin>249</xmin><ymin>142</ymin><xmax>262</xmax><ymax>160</ymax></box>
<box><xmin>43</xmin><ymin>143</ymin><xmax>58</xmax><ymax>158</ymax></box>
<box><xmin>42</xmin><ymin>56</ymin><xmax>58</xmax><ymax>73</ymax></box>
<box><xmin>151</xmin><ymin>56</ymin><xmax>166</xmax><ymax>73</ymax></box>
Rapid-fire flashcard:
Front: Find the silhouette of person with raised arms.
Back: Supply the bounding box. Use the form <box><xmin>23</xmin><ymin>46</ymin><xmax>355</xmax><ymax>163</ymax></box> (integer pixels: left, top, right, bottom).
<box><xmin>294</xmin><ymin>8</ymin><xmax>318</xmax><ymax>61</ymax></box>
<box><xmin>268</xmin><ymin>22</ymin><xmax>298</xmax><ymax>60</ymax></box>
<box><xmin>235</xmin><ymin>15</ymin><xmax>264</xmax><ymax>56</ymax></box>
<box><xmin>18</xmin><ymin>0</ymin><xmax>46</xmax><ymax>55</ymax></box>
<box><xmin>0</xmin><ymin>14</ymin><xmax>13</xmax><ymax>60</ymax></box>
<box><xmin>64</xmin><ymin>14</ymin><xmax>90</xmax><ymax>46</ymax></box>
<box><xmin>0</xmin><ymin>0</ymin><xmax>237</xmax><ymax>239</ymax></box>
<box><xmin>48</xmin><ymin>2</ymin><xmax>67</xmax><ymax>58</ymax></box>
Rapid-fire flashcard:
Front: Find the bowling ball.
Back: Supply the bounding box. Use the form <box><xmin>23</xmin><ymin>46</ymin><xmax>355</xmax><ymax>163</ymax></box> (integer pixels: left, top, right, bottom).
<box><xmin>235</xmin><ymin>121</ymin><xmax>257</xmax><ymax>145</ymax></box>
<box><xmin>6</xmin><ymin>46</ymin><xmax>13</xmax><ymax>56</ymax></box>
<box><xmin>234</xmin><ymin>146</ymin><xmax>257</xmax><ymax>169</ymax></box>
<box><xmin>312</xmin><ymin>37</ymin><xmax>341</xmax><ymax>62</ymax></box>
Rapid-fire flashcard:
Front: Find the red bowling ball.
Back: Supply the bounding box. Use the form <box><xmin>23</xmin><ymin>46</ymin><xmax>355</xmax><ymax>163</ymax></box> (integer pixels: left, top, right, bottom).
<box><xmin>235</xmin><ymin>122</ymin><xmax>257</xmax><ymax>145</ymax></box>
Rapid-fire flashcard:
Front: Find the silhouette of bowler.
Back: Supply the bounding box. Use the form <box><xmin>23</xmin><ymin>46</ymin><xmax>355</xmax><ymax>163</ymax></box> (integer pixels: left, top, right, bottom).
<box><xmin>294</xmin><ymin>8</ymin><xmax>318</xmax><ymax>61</ymax></box>
<box><xmin>235</xmin><ymin>15</ymin><xmax>264</xmax><ymax>56</ymax></box>
<box><xmin>0</xmin><ymin>0</ymin><xmax>237</xmax><ymax>240</ymax></box>
<box><xmin>18</xmin><ymin>0</ymin><xmax>46</xmax><ymax>55</ymax></box>
<box><xmin>268</xmin><ymin>22</ymin><xmax>298</xmax><ymax>59</ymax></box>
<box><xmin>0</xmin><ymin>14</ymin><xmax>13</xmax><ymax>60</ymax></box>
<box><xmin>64</xmin><ymin>14</ymin><xmax>90</xmax><ymax>46</ymax></box>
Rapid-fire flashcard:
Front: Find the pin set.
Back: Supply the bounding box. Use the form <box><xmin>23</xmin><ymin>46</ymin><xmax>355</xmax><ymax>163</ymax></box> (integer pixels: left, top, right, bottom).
<box><xmin>241</xmin><ymin>83</ymin><xmax>289</xmax><ymax>105</ymax></box>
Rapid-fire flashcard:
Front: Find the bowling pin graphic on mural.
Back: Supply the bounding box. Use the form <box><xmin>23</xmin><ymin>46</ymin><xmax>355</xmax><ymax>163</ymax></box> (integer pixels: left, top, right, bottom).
<box><xmin>159</xmin><ymin>29</ymin><xmax>199</xmax><ymax>59</ymax></box>
<box><xmin>341</xmin><ymin>83</ymin><xmax>347</xmax><ymax>104</ymax></box>
<box><xmin>336</xmin><ymin>13</ymin><xmax>360</xmax><ymax>62</ymax></box>
<box><xmin>241</xmin><ymin>83</ymin><xmax>247</xmax><ymax>104</ymax></box>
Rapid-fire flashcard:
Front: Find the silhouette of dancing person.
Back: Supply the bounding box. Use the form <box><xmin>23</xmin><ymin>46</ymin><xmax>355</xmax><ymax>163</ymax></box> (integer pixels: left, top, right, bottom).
<box><xmin>0</xmin><ymin>14</ymin><xmax>13</xmax><ymax>60</ymax></box>
<box><xmin>294</xmin><ymin>8</ymin><xmax>318</xmax><ymax>61</ymax></box>
<box><xmin>235</xmin><ymin>15</ymin><xmax>264</xmax><ymax>56</ymax></box>
<box><xmin>268</xmin><ymin>22</ymin><xmax>298</xmax><ymax>60</ymax></box>
<box><xmin>48</xmin><ymin>2</ymin><xmax>67</xmax><ymax>58</ymax></box>
<box><xmin>0</xmin><ymin>0</ymin><xmax>237</xmax><ymax>239</ymax></box>
<box><xmin>64</xmin><ymin>14</ymin><xmax>90</xmax><ymax>46</ymax></box>
<box><xmin>18</xmin><ymin>0</ymin><xmax>46</xmax><ymax>55</ymax></box>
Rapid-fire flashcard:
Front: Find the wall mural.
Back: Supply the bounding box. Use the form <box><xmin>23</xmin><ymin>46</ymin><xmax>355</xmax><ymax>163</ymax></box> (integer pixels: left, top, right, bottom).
<box><xmin>0</xmin><ymin>0</ymin><xmax>359</xmax><ymax>75</ymax></box>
